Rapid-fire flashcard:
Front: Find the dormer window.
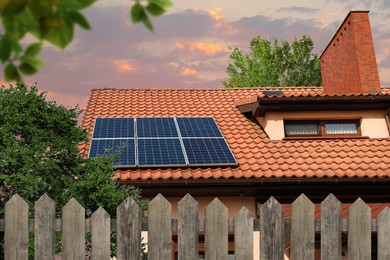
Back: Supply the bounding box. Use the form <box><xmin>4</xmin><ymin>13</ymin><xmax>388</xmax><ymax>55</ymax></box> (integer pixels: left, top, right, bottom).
<box><xmin>284</xmin><ymin>119</ymin><xmax>361</xmax><ymax>138</ymax></box>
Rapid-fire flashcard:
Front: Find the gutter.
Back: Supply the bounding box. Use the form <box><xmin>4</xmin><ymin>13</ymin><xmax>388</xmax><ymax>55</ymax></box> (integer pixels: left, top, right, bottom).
<box><xmin>119</xmin><ymin>177</ymin><xmax>390</xmax><ymax>187</ymax></box>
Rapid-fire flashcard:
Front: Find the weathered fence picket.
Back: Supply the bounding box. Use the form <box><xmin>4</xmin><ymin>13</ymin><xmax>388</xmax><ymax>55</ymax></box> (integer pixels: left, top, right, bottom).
<box><xmin>178</xmin><ymin>194</ymin><xmax>198</xmax><ymax>260</ymax></box>
<box><xmin>348</xmin><ymin>198</ymin><xmax>371</xmax><ymax>260</ymax></box>
<box><xmin>259</xmin><ymin>196</ymin><xmax>285</xmax><ymax>260</ymax></box>
<box><xmin>234</xmin><ymin>207</ymin><xmax>253</xmax><ymax>260</ymax></box>
<box><xmin>4</xmin><ymin>194</ymin><xmax>28</xmax><ymax>260</ymax></box>
<box><xmin>291</xmin><ymin>194</ymin><xmax>314</xmax><ymax>260</ymax></box>
<box><xmin>321</xmin><ymin>193</ymin><xmax>342</xmax><ymax>260</ymax></box>
<box><xmin>1</xmin><ymin>193</ymin><xmax>390</xmax><ymax>260</ymax></box>
<box><xmin>62</xmin><ymin>198</ymin><xmax>85</xmax><ymax>260</ymax></box>
<box><xmin>91</xmin><ymin>207</ymin><xmax>110</xmax><ymax>259</ymax></box>
<box><xmin>117</xmin><ymin>197</ymin><xmax>141</xmax><ymax>260</ymax></box>
<box><xmin>35</xmin><ymin>193</ymin><xmax>55</xmax><ymax>260</ymax></box>
<box><xmin>377</xmin><ymin>208</ymin><xmax>390</xmax><ymax>259</ymax></box>
<box><xmin>148</xmin><ymin>193</ymin><xmax>172</xmax><ymax>260</ymax></box>
<box><xmin>205</xmin><ymin>198</ymin><xmax>228</xmax><ymax>260</ymax></box>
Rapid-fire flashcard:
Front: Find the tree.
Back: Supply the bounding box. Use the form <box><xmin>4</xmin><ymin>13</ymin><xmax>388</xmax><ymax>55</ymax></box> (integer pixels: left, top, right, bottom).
<box><xmin>222</xmin><ymin>35</ymin><xmax>322</xmax><ymax>88</ymax></box>
<box><xmin>0</xmin><ymin>82</ymin><xmax>144</xmax><ymax>216</ymax></box>
<box><xmin>0</xmin><ymin>0</ymin><xmax>172</xmax><ymax>81</ymax></box>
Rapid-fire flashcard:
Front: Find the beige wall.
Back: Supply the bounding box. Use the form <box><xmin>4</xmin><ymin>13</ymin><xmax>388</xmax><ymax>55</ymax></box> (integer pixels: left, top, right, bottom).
<box><xmin>257</xmin><ymin>110</ymin><xmax>389</xmax><ymax>140</ymax></box>
<box><xmin>144</xmin><ymin>196</ymin><xmax>257</xmax><ymax>218</ymax></box>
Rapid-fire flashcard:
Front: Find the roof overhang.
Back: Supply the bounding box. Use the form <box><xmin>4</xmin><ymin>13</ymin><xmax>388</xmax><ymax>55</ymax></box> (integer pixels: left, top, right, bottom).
<box><xmin>237</xmin><ymin>95</ymin><xmax>390</xmax><ymax>117</ymax></box>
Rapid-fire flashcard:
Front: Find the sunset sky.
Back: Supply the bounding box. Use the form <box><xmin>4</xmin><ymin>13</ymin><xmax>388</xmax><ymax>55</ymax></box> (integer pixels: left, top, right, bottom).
<box><xmin>1</xmin><ymin>0</ymin><xmax>390</xmax><ymax>111</ymax></box>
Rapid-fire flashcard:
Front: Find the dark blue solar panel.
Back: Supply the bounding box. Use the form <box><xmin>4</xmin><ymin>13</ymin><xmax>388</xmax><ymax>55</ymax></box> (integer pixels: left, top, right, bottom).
<box><xmin>89</xmin><ymin>139</ymin><xmax>135</xmax><ymax>166</ymax></box>
<box><xmin>93</xmin><ymin>118</ymin><xmax>134</xmax><ymax>138</ymax></box>
<box><xmin>177</xmin><ymin>117</ymin><xmax>223</xmax><ymax>138</ymax></box>
<box><xmin>137</xmin><ymin>118</ymin><xmax>178</xmax><ymax>137</ymax></box>
<box><xmin>183</xmin><ymin>138</ymin><xmax>236</xmax><ymax>165</ymax></box>
<box><xmin>138</xmin><ymin>139</ymin><xmax>186</xmax><ymax>166</ymax></box>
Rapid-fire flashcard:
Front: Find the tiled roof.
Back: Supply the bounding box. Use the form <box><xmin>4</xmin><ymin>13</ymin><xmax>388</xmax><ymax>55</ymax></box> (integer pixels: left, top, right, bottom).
<box><xmin>80</xmin><ymin>87</ymin><xmax>390</xmax><ymax>181</ymax></box>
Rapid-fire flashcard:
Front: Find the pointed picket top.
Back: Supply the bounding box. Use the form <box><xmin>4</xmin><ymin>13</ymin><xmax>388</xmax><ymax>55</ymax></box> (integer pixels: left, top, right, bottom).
<box><xmin>178</xmin><ymin>193</ymin><xmax>198</xmax><ymax>209</ymax></box>
<box><xmin>377</xmin><ymin>207</ymin><xmax>390</xmax><ymax>259</ymax></box>
<box><xmin>291</xmin><ymin>194</ymin><xmax>314</xmax><ymax>260</ymax></box>
<box><xmin>117</xmin><ymin>196</ymin><xmax>139</xmax><ymax>212</ymax></box>
<box><xmin>35</xmin><ymin>193</ymin><xmax>54</xmax><ymax>208</ymax></box>
<box><xmin>321</xmin><ymin>193</ymin><xmax>342</xmax><ymax>260</ymax></box>
<box><xmin>206</xmin><ymin>197</ymin><xmax>227</xmax><ymax>213</ymax></box>
<box><xmin>117</xmin><ymin>196</ymin><xmax>141</xmax><ymax>260</ymax></box>
<box><xmin>63</xmin><ymin>197</ymin><xmax>84</xmax><ymax>212</ymax></box>
<box><xmin>92</xmin><ymin>207</ymin><xmax>110</xmax><ymax>219</ymax></box>
<box><xmin>259</xmin><ymin>196</ymin><xmax>284</xmax><ymax>260</ymax></box>
<box><xmin>5</xmin><ymin>193</ymin><xmax>28</xmax><ymax>208</ymax></box>
<box><xmin>178</xmin><ymin>193</ymin><xmax>198</xmax><ymax>260</ymax></box>
<box><xmin>35</xmin><ymin>193</ymin><xmax>56</xmax><ymax>260</ymax></box>
<box><xmin>62</xmin><ymin>197</ymin><xmax>85</xmax><ymax>260</ymax></box>
<box><xmin>348</xmin><ymin>197</ymin><xmax>371</xmax><ymax>260</ymax></box>
<box><xmin>234</xmin><ymin>207</ymin><xmax>253</xmax><ymax>260</ymax></box>
<box><xmin>261</xmin><ymin>196</ymin><xmax>281</xmax><ymax>211</ymax></box>
<box><xmin>91</xmin><ymin>207</ymin><xmax>111</xmax><ymax>260</ymax></box>
<box><xmin>150</xmin><ymin>193</ymin><xmax>171</xmax><ymax>208</ymax></box>
<box><xmin>205</xmin><ymin>198</ymin><xmax>228</xmax><ymax>260</ymax></box>
<box><xmin>148</xmin><ymin>193</ymin><xmax>172</xmax><ymax>260</ymax></box>
<box><xmin>5</xmin><ymin>193</ymin><xmax>29</xmax><ymax>260</ymax></box>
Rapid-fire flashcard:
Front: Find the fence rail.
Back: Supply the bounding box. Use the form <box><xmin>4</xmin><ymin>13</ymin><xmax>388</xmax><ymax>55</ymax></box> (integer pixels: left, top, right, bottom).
<box><xmin>1</xmin><ymin>193</ymin><xmax>390</xmax><ymax>259</ymax></box>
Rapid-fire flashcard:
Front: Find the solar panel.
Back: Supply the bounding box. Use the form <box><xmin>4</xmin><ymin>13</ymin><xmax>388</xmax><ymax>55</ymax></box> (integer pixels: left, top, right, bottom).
<box><xmin>262</xmin><ymin>90</ymin><xmax>283</xmax><ymax>97</ymax></box>
<box><xmin>177</xmin><ymin>117</ymin><xmax>223</xmax><ymax>137</ymax></box>
<box><xmin>137</xmin><ymin>118</ymin><xmax>178</xmax><ymax>137</ymax></box>
<box><xmin>89</xmin><ymin>117</ymin><xmax>237</xmax><ymax>168</ymax></box>
<box><xmin>89</xmin><ymin>139</ymin><xmax>135</xmax><ymax>166</ymax></box>
<box><xmin>93</xmin><ymin>118</ymin><xmax>134</xmax><ymax>138</ymax></box>
<box><xmin>138</xmin><ymin>139</ymin><xmax>186</xmax><ymax>166</ymax></box>
<box><xmin>183</xmin><ymin>138</ymin><xmax>236</xmax><ymax>165</ymax></box>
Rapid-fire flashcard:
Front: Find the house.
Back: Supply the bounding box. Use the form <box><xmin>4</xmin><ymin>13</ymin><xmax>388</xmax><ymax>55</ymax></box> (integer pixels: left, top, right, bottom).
<box><xmin>80</xmin><ymin>11</ymin><xmax>390</xmax><ymax>258</ymax></box>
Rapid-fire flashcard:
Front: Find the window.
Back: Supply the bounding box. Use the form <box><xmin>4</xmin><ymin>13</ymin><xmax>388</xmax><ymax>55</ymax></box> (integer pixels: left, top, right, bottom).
<box><xmin>284</xmin><ymin>119</ymin><xmax>361</xmax><ymax>138</ymax></box>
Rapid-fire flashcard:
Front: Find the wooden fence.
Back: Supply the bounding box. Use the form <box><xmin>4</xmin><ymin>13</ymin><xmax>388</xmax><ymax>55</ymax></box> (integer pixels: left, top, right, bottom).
<box><xmin>1</xmin><ymin>193</ymin><xmax>390</xmax><ymax>259</ymax></box>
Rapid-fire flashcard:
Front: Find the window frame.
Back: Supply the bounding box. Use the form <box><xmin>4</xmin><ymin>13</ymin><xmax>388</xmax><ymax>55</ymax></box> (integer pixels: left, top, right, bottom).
<box><xmin>283</xmin><ymin>119</ymin><xmax>363</xmax><ymax>139</ymax></box>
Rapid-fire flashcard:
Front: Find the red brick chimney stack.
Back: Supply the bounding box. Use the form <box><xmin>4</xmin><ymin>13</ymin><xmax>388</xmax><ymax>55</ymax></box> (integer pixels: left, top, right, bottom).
<box><xmin>320</xmin><ymin>11</ymin><xmax>381</xmax><ymax>95</ymax></box>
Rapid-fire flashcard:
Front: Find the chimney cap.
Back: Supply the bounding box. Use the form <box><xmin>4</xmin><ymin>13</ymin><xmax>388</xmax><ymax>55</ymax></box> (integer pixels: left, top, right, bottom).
<box><xmin>319</xmin><ymin>10</ymin><xmax>369</xmax><ymax>60</ymax></box>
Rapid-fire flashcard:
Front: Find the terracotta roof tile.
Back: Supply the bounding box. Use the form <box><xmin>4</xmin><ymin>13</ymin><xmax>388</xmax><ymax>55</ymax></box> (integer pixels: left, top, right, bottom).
<box><xmin>82</xmin><ymin>87</ymin><xmax>390</xmax><ymax>181</ymax></box>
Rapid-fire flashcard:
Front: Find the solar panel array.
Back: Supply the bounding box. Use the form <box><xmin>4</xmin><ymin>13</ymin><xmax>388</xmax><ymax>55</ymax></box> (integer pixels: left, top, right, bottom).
<box><xmin>89</xmin><ymin>117</ymin><xmax>237</xmax><ymax>167</ymax></box>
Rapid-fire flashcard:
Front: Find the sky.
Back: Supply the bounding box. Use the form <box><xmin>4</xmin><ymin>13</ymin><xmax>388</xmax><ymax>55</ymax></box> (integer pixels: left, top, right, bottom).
<box><xmin>1</xmin><ymin>0</ymin><xmax>390</xmax><ymax>111</ymax></box>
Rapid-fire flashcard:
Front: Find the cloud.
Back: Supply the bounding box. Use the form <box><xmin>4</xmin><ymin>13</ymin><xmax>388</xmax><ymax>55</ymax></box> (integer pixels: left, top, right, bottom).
<box><xmin>277</xmin><ymin>6</ymin><xmax>320</xmax><ymax>13</ymax></box>
<box><xmin>181</xmin><ymin>68</ymin><xmax>198</xmax><ymax>76</ymax></box>
<box><xmin>114</xmin><ymin>60</ymin><xmax>135</xmax><ymax>72</ymax></box>
<box><xmin>207</xmin><ymin>7</ymin><xmax>224</xmax><ymax>21</ymax></box>
<box><xmin>176</xmin><ymin>41</ymin><xmax>228</xmax><ymax>55</ymax></box>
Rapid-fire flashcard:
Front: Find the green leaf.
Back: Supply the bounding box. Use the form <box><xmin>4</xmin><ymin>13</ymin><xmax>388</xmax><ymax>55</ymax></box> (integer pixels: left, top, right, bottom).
<box><xmin>142</xmin><ymin>15</ymin><xmax>154</xmax><ymax>31</ymax></box>
<box><xmin>41</xmin><ymin>15</ymin><xmax>74</xmax><ymax>48</ymax></box>
<box><xmin>19</xmin><ymin>63</ymin><xmax>38</xmax><ymax>75</ymax></box>
<box><xmin>2</xmin><ymin>15</ymin><xmax>27</xmax><ymax>40</ymax></box>
<box><xmin>0</xmin><ymin>37</ymin><xmax>12</xmax><ymax>62</ymax></box>
<box><xmin>4</xmin><ymin>63</ymin><xmax>20</xmax><ymax>81</ymax></box>
<box><xmin>146</xmin><ymin>3</ymin><xmax>166</xmax><ymax>16</ymax></box>
<box><xmin>70</xmin><ymin>11</ymin><xmax>91</xmax><ymax>30</ymax></box>
<box><xmin>24</xmin><ymin>43</ymin><xmax>42</xmax><ymax>57</ymax></box>
<box><xmin>0</xmin><ymin>0</ymin><xmax>27</xmax><ymax>15</ymax></box>
<box><xmin>131</xmin><ymin>3</ymin><xmax>146</xmax><ymax>23</ymax></box>
<box><xmin>147</xmin><ymin>0</ymin><xmax>173</xmax><ymax>8</ymax></box>
<box><xmin>10</xmin><ymin>40</ymin><xmax>23</xmax><ymax>54</ymax></box>
<box><xmin>20</xmin><ymin>55</ymin><xmax>45</xmax><ymax>69</ymax></box>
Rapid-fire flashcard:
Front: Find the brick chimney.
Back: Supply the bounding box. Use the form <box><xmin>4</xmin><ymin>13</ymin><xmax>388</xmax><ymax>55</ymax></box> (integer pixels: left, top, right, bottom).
<box><xmin>320</xmin><ymin>11</ymin><xmax>381</xmax><ymax>95</ymax></box>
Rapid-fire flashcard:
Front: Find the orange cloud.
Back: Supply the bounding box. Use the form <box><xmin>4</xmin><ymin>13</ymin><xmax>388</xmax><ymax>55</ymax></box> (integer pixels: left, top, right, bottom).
<box><xmin>175</xmin><ymin>41</ymin><xmax>227</xmax><ymax>55</ymax></box>
<box><xmin>114</xmin><ymin>59</ymin><xmax>135</xmax><ymax>72</ymax></box>
<box><xmin>207</xmin><ymin>7</ymin><xmax>224</xmax><ymax>21</ymax></box>
<box><xmin>181</xmin><ymin>68</ymin><xmax>198</xmax><ymax>76</ymax></box>
<box><xmin>169</xmin><ymin>62</ymin><xmax>179</xmax><ymax>69</ymax></box>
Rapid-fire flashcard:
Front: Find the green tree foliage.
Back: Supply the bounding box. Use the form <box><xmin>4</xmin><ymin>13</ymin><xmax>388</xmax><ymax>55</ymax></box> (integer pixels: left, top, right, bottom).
<box><xmin>0</xmin><ymin>0</ymin><xmax>172</xmax><ymax>81</ymax></box>
<box><xmin>222</xmin><ymin>35</ymin><xmax>322</xmax><ymax>88</ymax></box>
<box><xmin>0</xmin><ymin>82</ymin><xmax>145</xmax><ymax>217</ymax></box>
